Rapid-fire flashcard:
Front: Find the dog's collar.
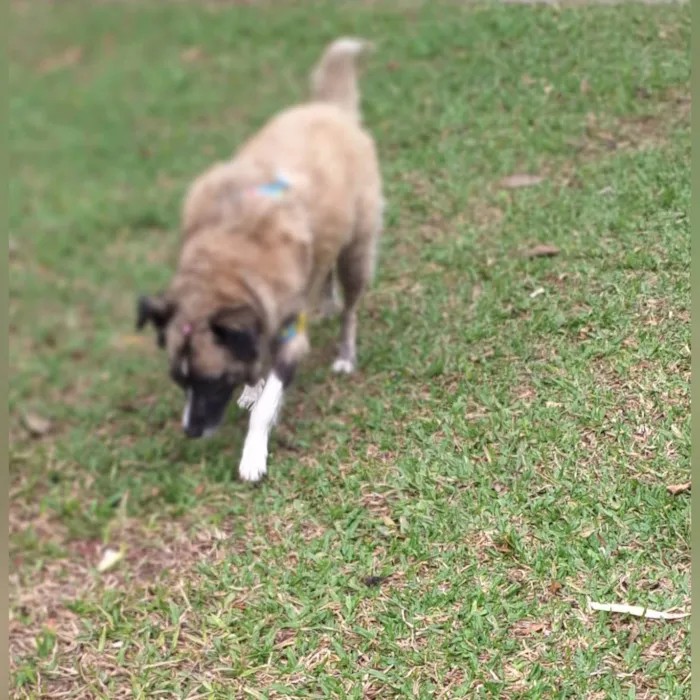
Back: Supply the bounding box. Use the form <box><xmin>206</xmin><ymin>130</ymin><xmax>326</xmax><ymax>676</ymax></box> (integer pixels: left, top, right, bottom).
<box><xmin>278</xmin><ymin>312</ymin><xmax>307</xmax><ymax>344</ymax></box>
<box><xmin>251</xmin><ymin>175</ymin><xmax>291</xmax><ymax>199</ymax></box>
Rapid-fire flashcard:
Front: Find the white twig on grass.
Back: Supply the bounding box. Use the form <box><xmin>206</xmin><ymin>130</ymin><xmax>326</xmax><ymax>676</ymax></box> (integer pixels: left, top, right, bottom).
<box><xmin>587</xmin><ymin>600</ymin><xmax>690</xmax><ymax>620</ymax></box>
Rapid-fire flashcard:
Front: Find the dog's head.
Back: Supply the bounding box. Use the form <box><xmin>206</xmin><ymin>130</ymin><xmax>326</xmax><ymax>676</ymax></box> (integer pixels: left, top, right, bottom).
<box><xmin>136</xmin><ymin>293</ymin><xmax>264</xmax><ymax>438</ymax></box>
<box><xmin>136</xmin><ymin>170</ymin><xmax>310</xmax><ymax>438</ymax></box>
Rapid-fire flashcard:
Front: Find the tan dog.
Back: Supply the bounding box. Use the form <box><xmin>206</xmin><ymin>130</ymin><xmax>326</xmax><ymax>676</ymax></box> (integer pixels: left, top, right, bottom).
<box><xmin>137</xmin><ymin>38</ymin><xmax>383</xmax><ymax>482</ymax></box>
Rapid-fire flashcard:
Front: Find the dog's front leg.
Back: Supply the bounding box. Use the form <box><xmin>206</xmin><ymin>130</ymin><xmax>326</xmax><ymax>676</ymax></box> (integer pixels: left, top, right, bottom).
<box><xmin>238</xmin><ymin>330</ymin><xmax>309</xmax><ymax>483</ymax></box>
<box><xmin>237</xmin><ymin>371</ymin><xmax>285</xmax><ymax>482</ymax></box>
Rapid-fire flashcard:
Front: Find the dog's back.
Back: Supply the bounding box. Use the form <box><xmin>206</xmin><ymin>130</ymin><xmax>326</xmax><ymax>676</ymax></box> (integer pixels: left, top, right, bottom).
<box><xmin>183</xmin><ymin>38</ymin><xmax>383</xmax><ymax>307</ymax></box>
<box><xmin>233</xmin><ymin>38</ymin><xmax>382</xmax><ymax>292</ymax></box>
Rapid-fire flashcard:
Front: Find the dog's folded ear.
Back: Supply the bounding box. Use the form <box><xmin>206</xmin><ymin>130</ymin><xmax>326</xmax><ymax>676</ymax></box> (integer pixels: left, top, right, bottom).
<box><xmin>136</xmin><ymin>294</ymin><xmax>176</xmax><ymax>348</ymax></box>
<box><xmin>209</xmin><ymin>306</ymin><xmax>262</xmax><ymax>364</ymax></box>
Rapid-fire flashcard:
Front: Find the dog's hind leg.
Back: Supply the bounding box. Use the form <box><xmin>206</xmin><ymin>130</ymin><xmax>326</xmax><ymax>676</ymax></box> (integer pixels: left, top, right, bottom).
<box><xmin>317</xmin><ymin>269</ymin><xmax>342</xmax><ymax>319</ymax></box>
<box><xmin>332</xmin><ymin>217</ymin><xmax>380</xmax><ymax>375</ymax></box>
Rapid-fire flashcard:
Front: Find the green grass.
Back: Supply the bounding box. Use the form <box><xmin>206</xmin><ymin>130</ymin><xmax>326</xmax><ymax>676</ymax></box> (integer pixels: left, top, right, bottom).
<box><xmin>9</xmin><ymin>1</ymin><xmax>690</xmax><ymax>698</ymax></box>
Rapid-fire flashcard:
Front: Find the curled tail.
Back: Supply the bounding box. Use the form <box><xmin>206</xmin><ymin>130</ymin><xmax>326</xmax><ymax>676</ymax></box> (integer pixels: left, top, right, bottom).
<box><xmin>310</xmin><ymin>37</ymin><xmax>373</xmax><ymax>121</ymax></box>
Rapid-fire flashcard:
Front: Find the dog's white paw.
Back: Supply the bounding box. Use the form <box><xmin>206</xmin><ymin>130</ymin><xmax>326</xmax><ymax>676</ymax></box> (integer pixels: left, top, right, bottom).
<box><xmin>238</xmin><ymin>432</ymin><xmax>268</xmax><ymax>482</ymax></box>
<box><xmin>237</xmin><ymin>380</ymin><xmax>265</xmax><ymax>410</ymax></box>
<box><xmin>331</xmin><ymin>357</ymin><xmax>355</xmax><ymax>375</ymax></box>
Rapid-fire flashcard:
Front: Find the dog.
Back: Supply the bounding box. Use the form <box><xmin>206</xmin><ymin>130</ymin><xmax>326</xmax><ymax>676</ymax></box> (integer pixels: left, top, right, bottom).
<box><xmin>136</xmin><ymin>37</ymin><xmax>384</xmax><ymax>482</ymax></box>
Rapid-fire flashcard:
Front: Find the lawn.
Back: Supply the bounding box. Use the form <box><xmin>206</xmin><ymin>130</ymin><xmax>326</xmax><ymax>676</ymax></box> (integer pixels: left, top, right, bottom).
<box><xmin>8</xmin><ymin>1</ymin><xmax>691</xmax><ymax>698</ymax></box>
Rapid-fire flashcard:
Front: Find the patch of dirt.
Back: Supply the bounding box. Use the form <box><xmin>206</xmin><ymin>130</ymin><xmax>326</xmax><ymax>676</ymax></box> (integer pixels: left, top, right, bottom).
<box><xmin>572</xmin><ymin>88</ymin><xmax>690</xmax><ymax>159</ymax></box>
<box><xmin>470</xmin><ymin>200</ymin><xmax>505</xmax><ymax>229</ymax></box>
<box><xmin>9</xmin><ymin>512</ymin><xmax>238</xmax><ymax>694</ymax></box>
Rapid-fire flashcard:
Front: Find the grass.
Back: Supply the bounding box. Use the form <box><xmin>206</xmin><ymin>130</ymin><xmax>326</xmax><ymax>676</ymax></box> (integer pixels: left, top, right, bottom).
<box><xmin>9</xmin><ymin>1</ymin><xmax>690</xmax><ymax>698</ymax></box>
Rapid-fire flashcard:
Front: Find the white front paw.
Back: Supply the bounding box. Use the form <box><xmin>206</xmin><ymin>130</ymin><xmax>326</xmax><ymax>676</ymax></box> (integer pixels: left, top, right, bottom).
<box><xmin>332</xmin><ymin>357</ymin><xmax>355</xmax><ymax>374</ymax></box>
<box><xmin>237</xmin><ymin>380</ymin><xmax>265</xmax><ymax>410</ymax></box>
<box><xmin>238</xmin><ymin>432</ymin><xmax>268</xmax><ymax>483</ymax></box>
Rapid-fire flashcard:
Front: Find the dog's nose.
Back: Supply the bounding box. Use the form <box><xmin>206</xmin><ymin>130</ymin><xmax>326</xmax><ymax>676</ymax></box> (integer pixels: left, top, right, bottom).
<box><xmin>184</xmin><ymin>423</ymin><xmax>204</xmax><ymax>439</ymax></box>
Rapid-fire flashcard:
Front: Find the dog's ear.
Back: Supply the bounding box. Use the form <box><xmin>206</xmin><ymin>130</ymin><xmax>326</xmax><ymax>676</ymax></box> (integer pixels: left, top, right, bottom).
<box><xmin>136</xmin><ymin>294</ymin><xmax>176</xmax><ymax>348</ymax></box>
<box><xmin>209</xmin><ymin>306</ymin><xmax>262</xmax><ymax>363</ymax></box>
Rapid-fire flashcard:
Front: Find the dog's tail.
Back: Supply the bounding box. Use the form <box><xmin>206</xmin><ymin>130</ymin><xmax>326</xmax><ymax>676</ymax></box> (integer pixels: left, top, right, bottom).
<box><xmin>310</xmin><ymin>37</ymin><xmax>373</xmax><ymax>121</ymax></box>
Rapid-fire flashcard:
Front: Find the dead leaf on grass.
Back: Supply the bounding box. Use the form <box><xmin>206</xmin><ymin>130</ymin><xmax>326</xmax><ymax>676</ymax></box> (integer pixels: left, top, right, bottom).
<box><xmin>549</xmin><ymin>581</ymin><xmax>562</xmax><ymax>595</ymax></box>
<box><xmin>588</xmin><ymin>600</ymin><xmax>690</xmax><ymax>620</ymax></box>
<box><xmin>22</xmin><ymin>412</ymin><xmax>52</xmax><ymax>437</ymax></box>
<box><xmin>38</xmin><ymin>47</ymin><xmax>83</xmax><ymax>74</ymax></box>
<box><xmin>670</xmin><ymin>424</ymin><xmax>684</xmax><ymax>439</ymax></box>
<box><xmin>501</xmin><ymin>174</ymin><xmax>544</xmax><ymax>189</ymax></box>
<box><xmin>512</xmin><ymin>620</ymin><xmax>549</xmax><ymax>637</ymax></box>
<box><xmin>522</xmin><ymin>244</ymin><xmax>561</xmax><ymax>259</ymax></box>
<box><xmin>97</xmin><ymin>547</ymin><xmax>124</xmax><ymax>573</ymax></box>
<box><xmin>103</xmin><ymin>34</ymin><xmax>115</xmax><ymax>54</ymax></box>
<box><xmin>115</xmin><ymin>334</ymin><xmax>148</xmax><ymax>348</ymax></box>
<box><xmin>181</xmin><ymin>47</ymin><xmax>203</xmax><ymax>63</ymax></box>
<box><xmin>667</xmin><ymin>482</ymin><xmax>690</xmax><ymax>496</ymax></box>
<box><xmin>274</xmin><ymin>628</ymin><xmax>297</xmax><ymax>647</ymax></box>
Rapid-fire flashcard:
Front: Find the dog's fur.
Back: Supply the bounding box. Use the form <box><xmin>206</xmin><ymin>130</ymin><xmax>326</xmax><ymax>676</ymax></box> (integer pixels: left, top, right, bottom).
<box><xmin>137</xmin><ymin>38</ymin><xmax>383</xmax><ymax>481</ymax></box>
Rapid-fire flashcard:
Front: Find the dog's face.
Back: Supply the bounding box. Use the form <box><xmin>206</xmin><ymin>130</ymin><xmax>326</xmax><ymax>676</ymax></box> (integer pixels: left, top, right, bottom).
<box><xmin>137</xmin><ymin>294</ymin><xmax>263</xmax><ymax>438</ymax></box>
